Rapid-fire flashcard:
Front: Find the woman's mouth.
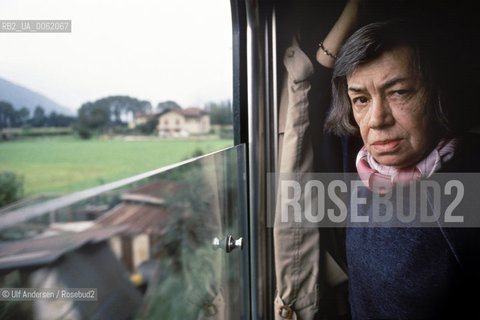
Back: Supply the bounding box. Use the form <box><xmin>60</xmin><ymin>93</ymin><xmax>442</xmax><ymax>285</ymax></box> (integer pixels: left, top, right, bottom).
<box><xmin>370</xmin><ymin>139</ymin><xmax>402</xmax><ymax>152</ymax></box>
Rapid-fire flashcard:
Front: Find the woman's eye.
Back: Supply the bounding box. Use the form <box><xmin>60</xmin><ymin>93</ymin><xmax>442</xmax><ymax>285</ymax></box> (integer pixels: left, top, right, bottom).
<box><xmin>391</xmin><ymin>89</ymin><xmax>413</xmax><ymax>98</ymax></box>
<box><xmin>389</xmin><ymin>89</ymin><xmax>413</xmax><ymax>102</ymax></box>
<box><xmin>352</xmin><ymin>97</ymin><xmax>369</xmax><ymax>105</ymax></box>
<box><xmin>394</xmin><ymin>90</ymin><xmax>408</xmax><ymax>95</ymax></box>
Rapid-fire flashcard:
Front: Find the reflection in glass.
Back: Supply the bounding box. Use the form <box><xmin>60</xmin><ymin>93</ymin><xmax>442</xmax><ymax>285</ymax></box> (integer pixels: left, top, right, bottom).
<box><xmin>0</xmin><ymin>145</ymin><xmax>247</xmax><ymax>320</ymax></box>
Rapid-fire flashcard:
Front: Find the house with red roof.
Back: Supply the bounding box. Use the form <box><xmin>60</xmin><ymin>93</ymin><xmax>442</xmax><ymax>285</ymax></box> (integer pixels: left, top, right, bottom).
<box><xmin>157</xmin><ymin>107</ymin><xmax>210</xmax><ymax>137</ymax></box>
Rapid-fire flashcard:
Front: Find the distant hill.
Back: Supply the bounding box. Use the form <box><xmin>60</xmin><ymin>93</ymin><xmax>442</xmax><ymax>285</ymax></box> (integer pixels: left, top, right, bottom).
<box><xmin>0</xmin><ymin>77</ymin><xmax>75</xmax><ymax>116</ymax></box>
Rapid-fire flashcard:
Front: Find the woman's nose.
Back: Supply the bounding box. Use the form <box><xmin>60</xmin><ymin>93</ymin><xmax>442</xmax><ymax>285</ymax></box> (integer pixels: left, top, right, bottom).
<box><xmin>367</xmin><ymin>98</ymin><xmax>394</xmax><ymax>129</ymax></box>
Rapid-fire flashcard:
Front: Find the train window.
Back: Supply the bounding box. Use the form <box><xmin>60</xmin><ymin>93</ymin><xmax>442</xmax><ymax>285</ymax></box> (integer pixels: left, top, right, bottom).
<box><xmin>0</xmin><ymin>0</ymin><xmax>234</xmax><ymax>200</ymax></box>
<box><xmin>0</xmin><ymin>1</ymin><xmax>251</xmax><ymax>319</ymax></box>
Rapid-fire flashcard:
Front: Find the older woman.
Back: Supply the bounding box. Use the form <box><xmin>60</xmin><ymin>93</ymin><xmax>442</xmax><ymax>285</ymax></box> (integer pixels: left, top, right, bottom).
<box><xmin>324</xmin><ymin>19</ymin><xmax>480</xmax><ymax>319</ymax></box>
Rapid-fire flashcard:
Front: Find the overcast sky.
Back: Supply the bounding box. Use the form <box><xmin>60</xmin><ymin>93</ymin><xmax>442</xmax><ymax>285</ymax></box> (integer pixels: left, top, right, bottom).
<box><xmin>0</xmin><ymin>0</ymin><xmax>233</xmax><ymax>113</ymax></box>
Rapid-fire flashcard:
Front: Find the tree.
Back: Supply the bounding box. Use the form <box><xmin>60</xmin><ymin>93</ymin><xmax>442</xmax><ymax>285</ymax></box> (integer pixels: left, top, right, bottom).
<box><xmin>157</xmin><ymin>100</ymin><xmax>181</xmax><ymax>113</ymax></box>
<box><xmin>30</xmin><ymin>105</ymin><xmax>47</xmax><ymax>127</ymax></box>
<box><xmin>0</xmin><ymin>171</ymin><xmax>24</xmax><ymax>207</ymax></box>
<box><xmin>75</xmin><ymin>95</ymin><xmax>152</xmax><ymax>134</ymax></box>
<box><xmin>204</xmin><ymin>100</ymin><xmax>233</xmax><ymax>125</ymax></box>
<box><xmin>73</xmin><ymin>122</ymin><xmax>93</xmax><ymax>139</ymax></box>
<box><xmin>137</xmin><ymin>116</ymin><xmax>159</xmax><ymax>135</ymax></box>
<box><xmin>77</xmin><ymin>102</ymin><xmax>109</xmax><ymax>130</ymax></box>
<box><xmin>14</xmin><ymin>107</ymin><xmax>30</xmax><ymax>127</ymax></box>
<box><xmin>48</xmin><ymin>112</ymin><xmax>76</xmax><ymax>127</ymax></box>
<box><xmin>47</xmin><ymin>111</ymin><xmax>59</xmax><ymax>127</ymax></box>
<box><xmin>95</xmin><ymin>95</ymin><xmax>152</xmax><ymax>124</ymax></box>
<box><xmin>1</xmin><ymin>102</ymin><xmax>74</xmax><ymax>130</ymax></box>
<box><xmin>45</xmin><ymin>111</ymin><xmax>75</xmax><ymax>127</ymax></box>
<box><xmin>0</xmin><ymin>101</ymin><xmax>16</xmax><ymax>130</ymax></box>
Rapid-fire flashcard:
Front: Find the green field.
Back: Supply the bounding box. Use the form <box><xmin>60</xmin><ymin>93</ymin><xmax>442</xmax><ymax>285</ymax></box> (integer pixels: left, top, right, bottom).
<box><xmin>0</xmin><ymin>136</ymin><xmax>232</xmax><ymax>196</ymax></box>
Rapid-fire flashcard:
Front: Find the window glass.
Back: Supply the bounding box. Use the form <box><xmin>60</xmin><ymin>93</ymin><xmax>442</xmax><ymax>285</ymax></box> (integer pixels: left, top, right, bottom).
<box><xmin>0</xmin><ymin>0</ymin><xmax>233</xmax><ymax>205</ymax></box>
<box><xmin>0</xmin><ymin>145</ymin><xmax>249</xmax><ymax>319</ymax></box>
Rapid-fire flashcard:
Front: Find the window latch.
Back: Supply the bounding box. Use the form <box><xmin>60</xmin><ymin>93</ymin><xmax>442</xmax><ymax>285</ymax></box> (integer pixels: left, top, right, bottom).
<box><xmin>212</xmin><ymin>234</ymin><xmax>244</xmax><ymax>253</ymax></box>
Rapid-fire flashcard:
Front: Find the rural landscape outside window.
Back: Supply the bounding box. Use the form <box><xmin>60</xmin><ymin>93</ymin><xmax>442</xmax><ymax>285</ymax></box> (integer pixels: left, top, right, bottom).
<box><xmin>0</xmin><ymin>2</ymin><xmax>249</xmax><ymax>319</ymax></box>
<box><xmin>0</xmin><ymin>0</ymin><xmax>233</xmax><ymax>206</ymax></box>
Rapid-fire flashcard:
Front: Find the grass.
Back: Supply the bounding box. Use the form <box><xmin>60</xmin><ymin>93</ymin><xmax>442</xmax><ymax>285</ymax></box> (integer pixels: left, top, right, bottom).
<box><xmin>0</xmin><ymin>136</ymin><xmax>232</xmax><ymax>196</ymax></box>
<box><xmin>3</xmin><ymin>127</ymin><xmax>74</xmax><ymax>137</ymax></box>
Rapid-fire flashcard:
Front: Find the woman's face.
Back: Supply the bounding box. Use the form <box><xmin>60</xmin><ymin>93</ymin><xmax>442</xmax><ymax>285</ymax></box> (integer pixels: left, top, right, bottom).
<box><xmin>347</xmin><ymin>47</ymin><xmax>434</xmax><ymax>168</ymax></box>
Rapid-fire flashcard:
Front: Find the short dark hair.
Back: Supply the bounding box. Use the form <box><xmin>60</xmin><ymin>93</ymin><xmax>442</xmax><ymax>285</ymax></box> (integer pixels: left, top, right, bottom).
<box><xmin>325</xmin><ymin>19</ymin><xmax>453</xmax><ymax>136</ymax></box>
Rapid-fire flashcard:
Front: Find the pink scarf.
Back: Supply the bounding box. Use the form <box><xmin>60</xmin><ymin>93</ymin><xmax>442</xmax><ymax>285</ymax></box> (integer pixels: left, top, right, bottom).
<box><xmin>356</xmin><ymin>139</ymin><xmax>457</xmax><ymax>193</ymax></box>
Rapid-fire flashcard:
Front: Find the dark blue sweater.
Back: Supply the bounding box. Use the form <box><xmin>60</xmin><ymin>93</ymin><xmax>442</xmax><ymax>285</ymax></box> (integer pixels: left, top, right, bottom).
<box><xmin>346</xmin><ymin>135</ymin><xmax>480</xmax><ymax>319</ymax></box>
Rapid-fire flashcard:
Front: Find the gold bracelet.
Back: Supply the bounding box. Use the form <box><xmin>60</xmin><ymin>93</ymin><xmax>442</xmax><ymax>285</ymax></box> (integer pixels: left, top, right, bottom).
<box><xmin>318</xmin><ymin>42</ymin><xmax>338</xmax><ymax>60</ymax></box>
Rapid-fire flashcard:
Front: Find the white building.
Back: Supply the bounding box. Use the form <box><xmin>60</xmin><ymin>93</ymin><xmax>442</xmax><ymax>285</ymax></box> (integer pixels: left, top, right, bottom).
<box><xmin>157</xmin><ymin>108</ymin><xmax>210</xmax><ymax>137</ymax></box>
